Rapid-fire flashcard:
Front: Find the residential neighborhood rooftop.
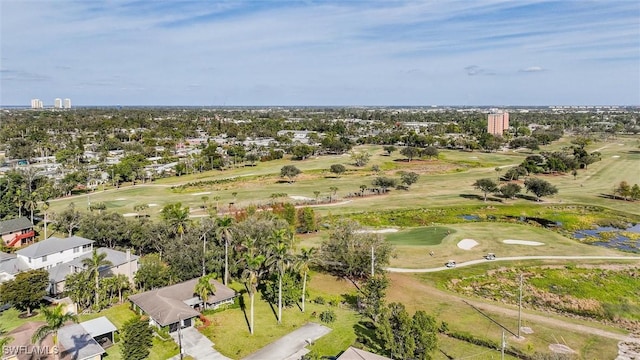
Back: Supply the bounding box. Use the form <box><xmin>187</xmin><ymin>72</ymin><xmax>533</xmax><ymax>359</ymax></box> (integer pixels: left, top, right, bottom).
<box><xmin>58</xmin><ymin>323</ymin><xmax>106</xmax><ymax>360</ymax></box>
<box><xmin>16</xmin><ymin>236</ymin><xmax>93</xmax><ymax>258</ymax></box>
<box><xmin>0</xmin><ymin>216</ymin><xmax>32</xmax><ymax>234</ymax></box>
<box><xmin>337</xmin><ymin>346</ymin><xmax>392</xmax><ymax>360</ymax></box>
<box><xmin>129</xmin><ymin>277</ymin><xmax>235</xmax><ymax>327</ymax></box>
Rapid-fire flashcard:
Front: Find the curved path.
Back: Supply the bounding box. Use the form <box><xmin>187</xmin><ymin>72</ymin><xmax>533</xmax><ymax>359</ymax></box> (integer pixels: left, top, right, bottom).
<box><xmin>387</xmin><ymin>256</ymin><xmax>640</xmax><ymax>273</ymax></box>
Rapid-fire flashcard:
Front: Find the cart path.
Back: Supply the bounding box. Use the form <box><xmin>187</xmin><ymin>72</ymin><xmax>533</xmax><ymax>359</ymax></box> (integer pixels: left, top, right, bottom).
<box><xmin>387</xmin><ymin>255</ymin><xmax>640</xmax><ymax>273</ymax></box>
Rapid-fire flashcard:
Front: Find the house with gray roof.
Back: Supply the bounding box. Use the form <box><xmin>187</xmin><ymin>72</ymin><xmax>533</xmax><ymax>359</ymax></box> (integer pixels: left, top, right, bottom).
<box><xmin>0</xmin><ymin>251</ymin><xmax>29</xmax><ymax>283</ymax></box>
<box><xmin>0</xmin><ymin>216</ymin><xmax>35</xmax><ymax>248</ymax></box>
<box><xmin>129</xmin><ymin>277</ymin><xmax>236</xmax><ymax>333</ymax></box>
<box><xmin>10</xmin><ymin>236</ymin><xmax>138</xmax><ymax>297</ymax></box>
<box><xmin>48</xmin><ymin>248</ymin><xmax>138</xmax><ymax>296</ymax></box>
<box><xmin>337</xmin><ymin>347</ymin><xmax>392</xmax><ymax>360</ymax></box>
<box><xmin>3</xmin><ymin>318</ymin><xmax>116</xmax><ymax>360</ymax></box>
<box><xmin>16</xmin><ymin>236</ymin><xmax>94</xmax><ymax>271</ymax></box>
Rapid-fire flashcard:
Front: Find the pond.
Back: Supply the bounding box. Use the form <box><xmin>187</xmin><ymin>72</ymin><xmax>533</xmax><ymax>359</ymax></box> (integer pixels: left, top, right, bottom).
<box><xmin>459</xmin><ymin>215</ymin><xmax>480</xmax><ymax>221</ymax></box>
<box><xmin>574</xmin><ymin>223</ymin><xmax>640</xmax><ymax>253</ymax></box>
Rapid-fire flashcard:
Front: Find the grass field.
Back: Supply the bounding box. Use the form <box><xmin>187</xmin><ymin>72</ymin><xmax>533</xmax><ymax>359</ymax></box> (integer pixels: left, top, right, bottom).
<box><xmin>29</xmin><ymin>135</ymin><xmax>640</xmax><ymax>358</ymax></box>
<box><xmin>47</xmin><ymin>137</ymin><xmax>640</xmax><ymax>220</ymax></box>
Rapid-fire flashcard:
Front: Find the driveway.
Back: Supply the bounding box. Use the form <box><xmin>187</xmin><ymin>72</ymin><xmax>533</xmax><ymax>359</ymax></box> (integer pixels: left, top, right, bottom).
<box><xmin>169</xmin><ymin>327</ymin><xmax>232</xmax><ymax>360</ymax></box>
<box><xmin>243</xmin><ymin>322</ymin><xmax>332</xmax><ymax>360</ymax></box>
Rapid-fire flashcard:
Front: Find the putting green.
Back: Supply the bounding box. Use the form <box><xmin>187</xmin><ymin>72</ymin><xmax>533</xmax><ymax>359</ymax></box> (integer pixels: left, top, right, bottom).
<box><xmin>385</xmin><ymin>226</ymin><xmax>455</xmax><ymax>246</ymax></box>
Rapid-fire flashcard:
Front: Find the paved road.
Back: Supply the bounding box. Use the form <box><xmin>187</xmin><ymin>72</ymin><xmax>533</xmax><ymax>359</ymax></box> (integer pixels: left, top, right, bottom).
<box><xmin>242</xmin><ymin>322</ymin><xmax>332</xmax><ymax>360</ymax></box>
<box><xmin>387</xmin><ymin>255</ymin><xmax>640</xmax><ymax>273</ymax></box>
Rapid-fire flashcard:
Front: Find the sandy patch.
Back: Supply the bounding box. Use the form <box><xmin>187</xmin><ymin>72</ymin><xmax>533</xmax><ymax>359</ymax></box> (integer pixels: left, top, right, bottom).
<box><xmin>290</xmin><ymin>195</ymin><xmax>314</xmax><ymax>201</ymax></box>
<box><xmin>148</xmin><ymin>203</ymin><xmax>158</xmax><ymax>207</ymax></box>
<box><xmin>115</xmin><ymin>198</ymin><xmax>126</xmax><ymax>201</ymax></box>
<box><xmin>123</xmin><ymin>213</ymin><xmax>138</xmax><ymax>217</ymax></box>
<box><xmin>469</xmin><ymin>156</ymin><xmax>478</xmax><ymax>159</ymax></box>
<box><xmin>192</xmin><ymin>191</ymin><xmax>211</xmax><ymax>196</ymax></box>
<box><xmin>356</xmin><ymin>229</ymin><xmax>399</xmax><ymax>234</ymax></box>
<box><xmin>612</xmin><ymin>155</ymin><xmax>620</xmax><ymax>158</ymax></box>
<box><xmin>503</xmin><ymin>239</ymin><xmax>545</xmax><ymax>246</ymax></box>
<box><xmin>457</xmin><ymin>239</ymin><xmax>479</xmax><ymax>250</ymax></box>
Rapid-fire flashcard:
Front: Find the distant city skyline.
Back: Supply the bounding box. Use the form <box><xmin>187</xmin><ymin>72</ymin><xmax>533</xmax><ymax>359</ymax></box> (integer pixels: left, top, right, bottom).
<box><xmin>2</xmin><ymin>1</ymin><xmax>639</xmax><ymax>106</ymax></box>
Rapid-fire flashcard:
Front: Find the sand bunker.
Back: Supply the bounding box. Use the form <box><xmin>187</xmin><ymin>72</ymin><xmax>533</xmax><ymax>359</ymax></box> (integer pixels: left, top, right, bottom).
<box><xmin>148</xmin><ymin>203</ymin><xmax>158</xmax><ymax>207</ymax></box>
<box><xmin>612</xmin><ymin>155</ymin><xmax>620</xmax><ymax>158</ymax></box>
<box><xmin>123</xmin><ymin>213</ymin><xmax>138</xmax><ymax>217</ymax></box>
<box><xmin>115</xmin><ymin>198</ymin><xmax>126</xmax><ymax>201</ymax></box>
<box><xmin>503</xmin><ymin>239</ymin><xmax>544</xmax><ymax>246</ymax></box>
<box><xmin>457</xmin><ymin>239</ymin><xmax>479</xmax><ymax>250</ymax></box>
<box><xmin>192</xmin><ymin>191</ymin><xmax>211</xmax><ymax>196</ymax></box>
<box><xmin>356</xmin><ymin>229</ymin><xmax>399</xmax><ymax>234</ymax></box>
<box><xmin>290</xmin><ymin>195</ymin><xmax>314</xmax><ymax>201</ymax></box>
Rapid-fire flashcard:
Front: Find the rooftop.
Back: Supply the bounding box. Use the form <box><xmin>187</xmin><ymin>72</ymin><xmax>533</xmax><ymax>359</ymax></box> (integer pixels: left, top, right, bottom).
<box><xmin>79</xmin><ymin>316</ymin><xmax>117</xmax><ymax>338</ymax></box>
<box><xmin>0</xmin><ymin>216</ymin><xmax>33</xmax><ymax>235</ymax></box>
<box><xmin>16</xmin><ymin>236</ymin><xmax>94</xmax><ymax>258</ymax></box>
<box><xmin>129</xmin><ymin>277</ymin><xmax>235</xmax><ymax>327</ymax></box>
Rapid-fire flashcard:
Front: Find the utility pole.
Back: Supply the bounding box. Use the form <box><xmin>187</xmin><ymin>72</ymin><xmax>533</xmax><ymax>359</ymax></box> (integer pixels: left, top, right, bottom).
<box><xmin>518</xmin><ymin>273</ymin><xmax>523</xmax><ymax>338</ymax></box>
<box><xmin>463</xmin><ymin>300</ymin><xmax>519</xmax><ymax>359</ymax></box>
<box><xmin>371</xmin><ymin>246</ymin><xmax>375</xmax><ymax>277</ymax></box>
<box><xmin>501</xmin><ymin>330</ymin><xmax>506</xmax><ymax>360</ymax></box>
<box><xmin>202</xmin><ymin>233</ymin><xmax>207</xmax><ymax>277</ymax></box>
<box><xmin>178</xmin><ymin>318</ymin><xmax>184</xmax><ymax>360</ymax></box>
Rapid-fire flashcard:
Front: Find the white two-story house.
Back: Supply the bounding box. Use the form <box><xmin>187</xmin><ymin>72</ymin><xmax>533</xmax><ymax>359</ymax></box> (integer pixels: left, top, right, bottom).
<box><xmin>16</xmin><ymin>236</ymin><xmax>94</xmax><ymax>270</ymax></box>
<box><xmin>14</xmin><ymin>236</ymin><xmax>139</xmax><ymax>297</ymax></box>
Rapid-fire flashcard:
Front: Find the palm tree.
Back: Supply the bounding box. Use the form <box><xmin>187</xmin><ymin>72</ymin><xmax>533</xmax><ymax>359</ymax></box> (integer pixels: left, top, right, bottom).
<box><xmin>216</xmin><ymin>217</ymin><xmax>234</xmax><ymax>286</ymax></box>
<box><xmin>265</xmin><ymin>229</ymin><xmax>293</xmax><ymax>324</ymax></box>
<box><xmin>242</xmin><ymin>253</ymin><xmax>265</xmax><ymax>335</ymax></box>
<box><xmin>114</xmin><ymin>274</ymin><xmax>130</xmax><ymax>303</ymax></box>
<box><xmin>296</xmin><ymin>247</ymin><xmax>316</xmax><ymax>313</ymax></box>
<box><xmin>194</xmin><ymin>274</ymin><xmax>216</xmax><ymax>310</ymax></box>
<box><xmin>25</xmin><ymin>191</ymin><xmax>39</xmax><ymax>224</ymax></box>
<box><xmin>81</xmin><ymin>249</ymin><xmax>113</xmax><ymax>310</ymax></box>
<box><xmin>160</xmin><ymin>203</ymin><xmax>191</xmax><ymax>241</ymax></box>
<box><xmin>32</xmin><ymin>304</ymin><xmax>78</xmax><ymax>360</ymax></box>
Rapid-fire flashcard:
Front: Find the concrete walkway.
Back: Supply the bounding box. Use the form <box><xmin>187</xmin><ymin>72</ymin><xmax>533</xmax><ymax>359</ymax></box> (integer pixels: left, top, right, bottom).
<box><xmin>168</xmin><ymin>327</ymin><xmax>232</xmax><ymax>360</ymax></box>
<box><xmin>243</xmin><ymin>322</ymin><xmax>332</xmax><ymax>360</ymax></box>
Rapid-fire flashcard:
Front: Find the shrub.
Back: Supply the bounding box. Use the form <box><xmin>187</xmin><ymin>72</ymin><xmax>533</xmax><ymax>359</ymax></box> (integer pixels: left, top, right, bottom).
<box><xmin>313</xmin><ymin>296</ymin><xmax>325</xmax><ymax>305</ymax></box>
<box><xmin>319</xmin><ymin>309</ymin><xmax>336</xmax><ymax>323</ymax></box>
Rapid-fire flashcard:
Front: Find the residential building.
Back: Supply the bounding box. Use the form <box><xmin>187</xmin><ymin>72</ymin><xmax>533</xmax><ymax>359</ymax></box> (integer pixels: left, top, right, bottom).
<box><xmin>487</xmin><ymin>112</ymin><xmax>509</xmax><ymax>135</ymax></box>
<box><xmin>48</xmin><ymin>248</ymin><xmax>139</xmax><ymax>296</ymax></box>
<box><xmin>54</xmin><ymin>98</ymin><xmax>63</xmax><ymax>109</ymax></box>
<box><xmin>0</xmin><ymin>216</ymin><xmax>36</xmax><ymax>248</ymax></box>
<box><xmin>337</xmin><ymin>347</ymin><xmax>392</xmax><ymax>360</ymax></box>
<box><xmin>16</xmin><ymin>236</ymin><xmax>94</xmax><ymax>270</ymax></box>
<box><xmin>129</xmin><ymin>277</ymin><xmax>236</xmax><ymax>333</ymax></box>
<box><xmin>63</xmin><ymin>98</ymin><xmax>71</xmax><ymax>109</ymax></box>
<box><xmin>0</xmin><ymin>251</ymin><xmax>27</xmax><ymax>283</ymax></box>
<box><xmin>12</xmin><ymin>236</ymin><xmax>138</xmax><ymax>296</ymax></box>
<box><xmin>2</xmin><ymin>317</ymin><xmax>116</xmax><ymax>360</ymax></box>
<box><xmin>30</xmin><ymin>98</ymin><xmax>43</xmax><ymax>109</ymax></box>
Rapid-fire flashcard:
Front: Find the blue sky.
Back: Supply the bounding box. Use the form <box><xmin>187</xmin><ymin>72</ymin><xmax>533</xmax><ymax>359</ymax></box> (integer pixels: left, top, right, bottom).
<box><xmin>1</xmin><ymin>0</ymin><xmax>639</xmax><ymax>106</ymax></box>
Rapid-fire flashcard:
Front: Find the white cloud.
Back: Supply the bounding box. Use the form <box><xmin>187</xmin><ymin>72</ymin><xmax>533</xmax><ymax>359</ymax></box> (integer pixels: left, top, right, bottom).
<box><xmin>519</xmin><ymin>66</ymin><xmax>546</xmax><ymax>73</ymax></box>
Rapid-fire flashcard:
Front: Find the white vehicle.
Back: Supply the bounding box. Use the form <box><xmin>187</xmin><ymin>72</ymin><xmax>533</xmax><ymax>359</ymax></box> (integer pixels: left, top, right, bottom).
<box><xmin>484</xmin><ymin>253</ymin><xmax>496</xmax><ymax>260</ymax></box>
<box><xmin>445</xmin><ymin>260</ymin><xmax>456</xmax><ymax>268</ymax></box>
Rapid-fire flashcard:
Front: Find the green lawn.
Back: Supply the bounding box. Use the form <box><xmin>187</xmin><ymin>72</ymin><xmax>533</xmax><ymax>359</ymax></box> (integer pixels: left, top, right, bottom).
<box><xmin>201</xmin><ymin>278</ymin><xmax>360</xmax><ymax>359</ymax></box>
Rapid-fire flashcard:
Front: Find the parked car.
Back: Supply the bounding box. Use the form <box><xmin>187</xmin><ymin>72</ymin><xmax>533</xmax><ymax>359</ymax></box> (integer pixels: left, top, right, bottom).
<box><xmin>484</xmin><ymin>253</ymin><xmax>496</xmax><ymax>260</ymax></box>
<box><xmin>445</xmin><ymin>260</ymin><xmax>456</xmax><ymax>268</ymax></box>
